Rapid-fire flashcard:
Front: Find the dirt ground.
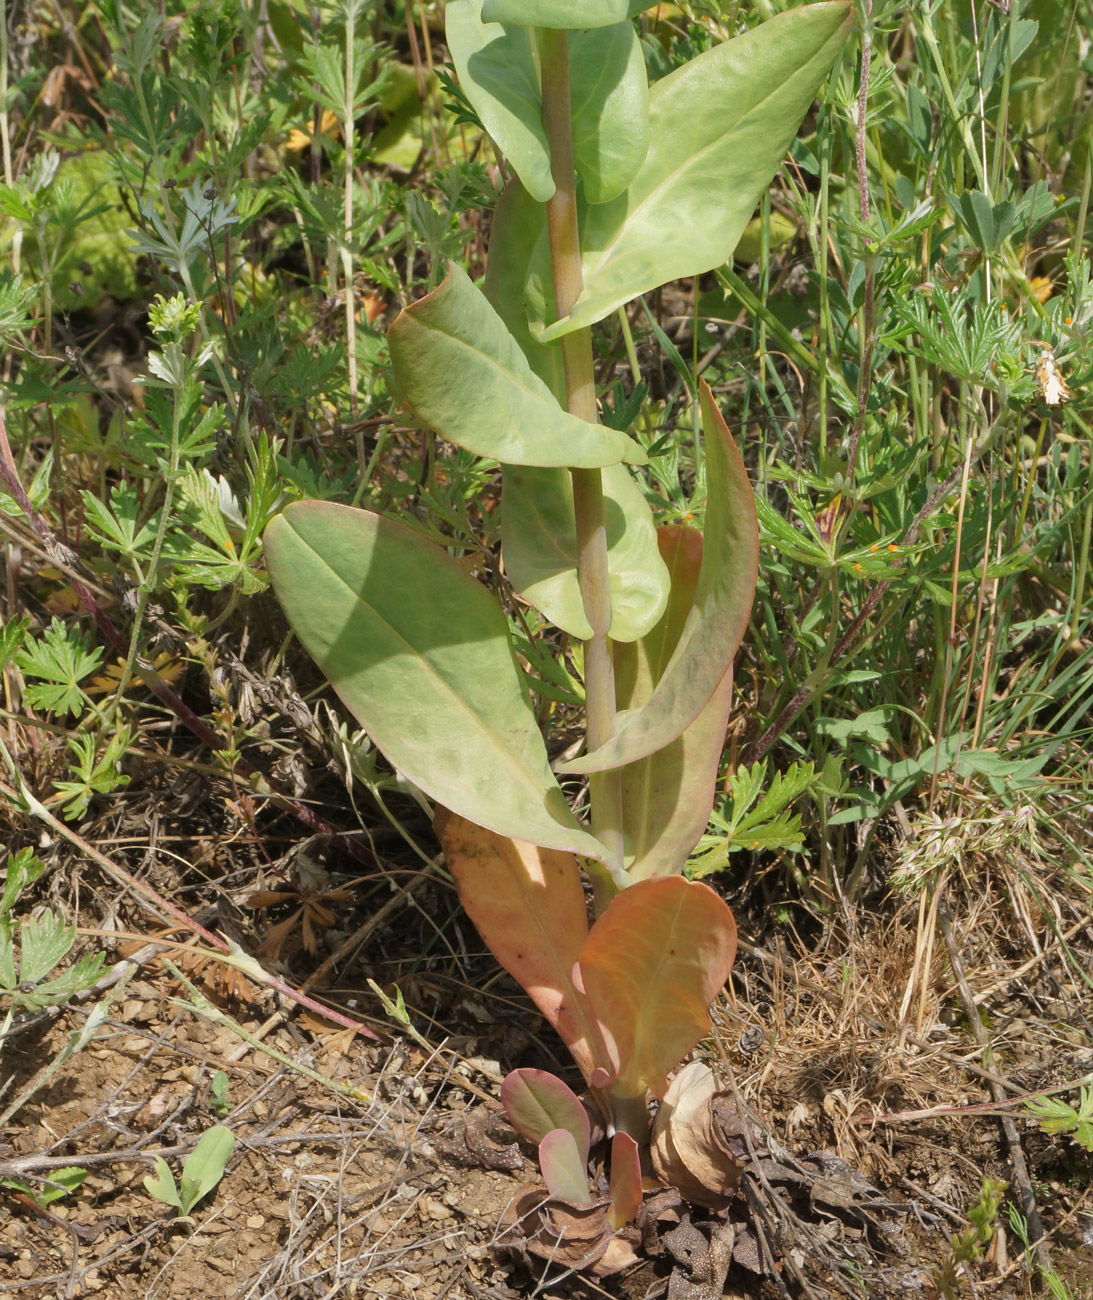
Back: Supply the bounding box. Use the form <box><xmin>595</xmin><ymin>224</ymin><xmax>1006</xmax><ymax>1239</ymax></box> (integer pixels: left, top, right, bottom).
<box><xmin>2</xmin><ymin>784</ymin><xmax>1092</xmax><ymax>1300</ymax></box>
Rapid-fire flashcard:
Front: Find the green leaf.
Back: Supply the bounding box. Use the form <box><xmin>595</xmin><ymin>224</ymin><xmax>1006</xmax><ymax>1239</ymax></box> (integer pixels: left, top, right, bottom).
<box><xmin>0</xmin><ymin>928</ymin><xmax>14</xmax><ymax>993</ymax></box>
<box><xmin>445</xmin><ymin>0</ymin><xmax>554</xmax><ymax>203</ymax></box>
<box><xmin>483</xmin><ymin>181</ymin><xmax>565</xmax><ymax>396</ymax></box>
<box><xmin>18</xmin><ymin>910</ymin><xmax>75</xmax><ymax>985</ymax></box>
<box><xmin>80</xmin><ymin>483</ymin><xmax>159</xmax><ymax>561</ymax></box>
<box><xmin>1</xmin><ymin>848</ymin><xmax>44</xmax><ymax>921</ymax></box>
<box><xmin>448</xmin><ymin>2</ymin><xmax>647</xmax><ymax>205</ymax></box>
<box><xmin>502</xmin><ymin>463</ymin><xmax>669</xmax><ymax>642</ymax></box>
<box><xmin>560</xmin><ymin>383</ymin><xmax>757</xmax><ymax>775</ymax></box>
<box><xmin>265</xmin><ymin>503</ymin><xmax>615</xmax><ymax>867</ymax></box>
<box><xmin>539</xmin><ymin>1128</ymin><xmax>592</xmax><ymax>1202</ymax></box>
<box><xmin>570</xmin><ymin>22</ymin><xmax>650</xmax><ymax>204</ymax></box>
<box><xmin>143</xmin><ymin>1157</ymin><xmax>183</xmax><ymax>1211</ymax></box>
<box><xmin>1</xmin><ymin>1166</ymin><xmax>87</xmax><ymax>1208</ymax></box>
<box><xmin>387</xmin><ymin>263</ymin><xmax>645</xmax><ymax>469</ymax></box>
<box><xmin>19</xmin><ymin>951</ymin><xmax>107</xmax><ymax>1010</ymax></box>
<box><xmin>616</xmin><ymin>527</ymin><xmax>734</xmax><ymax>880</ymax></box>
<box><xmin>481</xmin><ymin>0</ymin><xmax>649</xmax><ymax>28</ymax></box>
<box><xmin>0</xmin><ymin>616</ymin><xmax>29</xmax><ymax>672</ymax></box>
<box><xmin>533</xmin><ymin>4</ymin><xmax>853</xmax><ymax>340</ymax></box>
<box><xmin>501</xmin><ymin>1068</ymin><xmax>591</xmax><ymax>1164</ymax></box>
<box><xmin>177</xmin><ymin>1125</ymin><xmax>234</xmax><ymax>1214</ymax></box>
<box><xmin>951</xmin><ymin>190</ymin><xmax>1016</xmax><ymax>256</ymax></box>
<box><xmin>15</xmin><ymin>618</ymin><xmax>105</xmax><ymax>718</ymax></box>
<box><xmin>577</xmin><ymin>876</ymin><xmax>737</xmax><ymax>1101</ymax></box>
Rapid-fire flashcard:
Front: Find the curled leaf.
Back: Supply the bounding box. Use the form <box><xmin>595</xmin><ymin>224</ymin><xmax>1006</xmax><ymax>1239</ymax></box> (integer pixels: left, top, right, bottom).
<box><xmin>650</xmin><ymin>1061</ymin><xmax>743</xmax><ymax>1209</ymax></box>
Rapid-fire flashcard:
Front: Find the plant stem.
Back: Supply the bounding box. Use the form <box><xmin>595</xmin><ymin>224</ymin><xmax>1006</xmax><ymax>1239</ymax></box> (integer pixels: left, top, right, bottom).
<box><xmin>343</xmin><ymin>0</ymin><xmax>360</xmax><ymax>427</ymax></box>
<box><xmin>539</xmin><ymin>28</ymin><xmax>623</xmax><ymax>878</ymax></box>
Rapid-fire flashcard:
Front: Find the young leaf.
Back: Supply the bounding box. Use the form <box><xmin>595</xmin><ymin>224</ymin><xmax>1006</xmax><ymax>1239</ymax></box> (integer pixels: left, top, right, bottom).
<box><xmin>616</xmin><ymin>526</ymin><xmax>735</xmax><ymax>879</ymax></box>
<box><xmin>387</xmin><ymin>263</ymin><xmax>645</xmax><ymax>469</ymax></box>
<box><xmin>143</xmin><ymin>1157</ymin><xmax>183</xmax><ymax>1212</ymax></box>
<box><xmin>577</xmin><ymin>876</ymin><xmax>737</xmax><ymax>1101</ymax></box>
<box><xmin>539</xmin><ymin>1128</ymin><xmax>592</xmax><ymax>1203</ymax></box>
<box><xmin>177</xmin><ymin>1125</ymin><xmax>234</xmax><ymax>1214</ymax></box>
<box><xmin>1</xmin><ymin>1166</ymin><xmax>87</xmax><ymax>1209</ymax></box>
<box><xmin>18</xmin><ymin>910</ymin><xmax>76</xmax><ymax>985</ymax></box>
<box><xmin>561</xmin><ymin>384</ymin><xmax>757</xmax><ymax>775</ymax></box>
<box><xmin>533</xmin><ymin>4</ymin><xmax>854</xmax><ymax>340</ymax></box>
<box><xmin>502</xmin><ymin>463</ymin><xmax>670</xmax><ymax>642</ymax></box>
<box><xmin>265</xmin><ymin>503</ymin><xmax>616</xmax><ymax>869</ymax></box>
<box><xmin>501</xmin><ymin>1068</ymin><xmax>591</xmax><ymax>1165</ymax></box>
<box><xmin>608</xmin><ymin>1132</ymin><xmax>642</xmax><ymax>1228</ymax></box>
<box><xmin>15</xmin><ymin>618</ymin><xmax>105</xmax><ymax>718</ymax></box>
<box><xmin>435</xmin><ymin>808</ymin><xmax>610</xmax><ymax>1082</ymax></box>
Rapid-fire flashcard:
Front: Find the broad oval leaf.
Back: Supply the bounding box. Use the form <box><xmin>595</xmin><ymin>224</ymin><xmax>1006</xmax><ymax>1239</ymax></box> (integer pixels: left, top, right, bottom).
<box><xmin>446</xmin><ymin>0</ymin><xmax>554</xmax><ymax>203</ymax></box>
<box><xmin>571</xmin><ymin>23</ymin><xmax>650</xmax><ymax>205</ymax></box>
<box><xmin>434</xmin><ymin>808</ymin><xmax>611</xmax><ymax>1082</ymax></box>
<box><xmin>502</xmin><ymin>1068</ymin><xmax>591</xmax><ymax>1165</ymax></box>
<box><xmin>503</xmin><ymin>463</ymin><xmax>669</xmax><ymax>642</ymax></box>
<box><xmin>560</xmin><ymin>384</ymin><xmax>757</xmax><ymax>775</ymax></box>
<box><xmin>482</xmin><ymin>0</ymin><xmax>650</xmax><ymax>28</ymax></box>
<box><xmin>577</xmin><ymin>875</ymin><xmax>737</xmax><ymax>1101</ymax></box>
<box><xmin>265</xmin><ymin>502</ymin><xmax>612</xmax><ymax>865</ymax></box>
<box><xmin>388</xmin><ymin>263</ymin><xmax>645</xmax><ymax>468</ymax></box>
<box><xmin>534</xmin><ymin>3</ymin><xmax>853</xmax><ymax>340</ymax></box>
<box><xmin>539</xmin><ymin>1129</ymin><xmax>592</xmax><ymax>1203</ymax></box>
<box><xmin>616</xmin><ymin>527</ymin><xmax>733</xmax><ymax>879</ymax></box>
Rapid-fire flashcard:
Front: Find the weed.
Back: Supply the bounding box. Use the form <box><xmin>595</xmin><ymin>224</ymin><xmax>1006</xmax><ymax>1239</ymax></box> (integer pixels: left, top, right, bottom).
<box><xmin>143</xmin><ymin>1125</ymin><xmax>235</xmax><ymax>1217</ymax></box>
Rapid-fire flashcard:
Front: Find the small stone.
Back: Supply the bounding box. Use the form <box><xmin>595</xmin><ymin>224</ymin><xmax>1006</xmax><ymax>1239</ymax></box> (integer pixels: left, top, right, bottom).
<box><xmin>246</xmin><ymin>1214</ymin><xmax>265</xmax><ymax>1229</ymax></box>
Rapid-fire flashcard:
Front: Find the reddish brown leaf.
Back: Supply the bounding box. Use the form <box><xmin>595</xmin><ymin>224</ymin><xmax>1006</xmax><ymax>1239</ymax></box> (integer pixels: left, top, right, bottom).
<box><xmin>435</xmin><ymin>807</ymin><xmax>610</xmax><ymax>1082</ymax></box>
<box><xmin>608</xmin><ymin>1131</ymin><xmax>643</xmax><ymax>1228</ymax></box>
<box><xmin>576</xmin><ymin>876</ymin><xmax>737</xmax><ymax>1101</ymax></box>
<box><xmin>501</xmin><ymin>1068</ymin><xmax>591</xmax><ymax>1164</ymax></box>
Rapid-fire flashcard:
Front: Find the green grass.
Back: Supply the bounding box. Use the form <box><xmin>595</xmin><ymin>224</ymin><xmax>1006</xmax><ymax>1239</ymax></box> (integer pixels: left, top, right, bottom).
<box><xmin>1</xmin><ymin>0</ymin><xmax>1090</xmax><ymax>900</ymax></box>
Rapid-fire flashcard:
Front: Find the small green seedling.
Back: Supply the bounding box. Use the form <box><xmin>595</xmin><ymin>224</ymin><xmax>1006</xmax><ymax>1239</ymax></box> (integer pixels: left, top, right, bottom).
<box><xmin>143</xmin><ymin>1125</ymin><xmax>235</xmax><ymax>1217</ymax></box>
<box><xmin>0</xmin><ymin>848</ymin><xmax>106</xmax><ymax>1020</ymax></box>
<box><xmin>1</xmin><ymin>1166</ymin><xmax>87</xmax><ymax>1210</ymax></box>
<box><xmin>1025</xmin><ymin>1085</ymin><xmax>1093</xmax><ymax>1152</ymax></box>
<box><xmin>208</xmin><ymin>1069</ymin><xmax>231</xmax><ymax>1118</ymax></box>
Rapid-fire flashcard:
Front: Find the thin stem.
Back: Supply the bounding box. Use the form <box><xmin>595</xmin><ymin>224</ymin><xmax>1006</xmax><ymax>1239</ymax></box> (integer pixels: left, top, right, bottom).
<box><xmin>539</xmin><ymin>28</ymin><xmax>623</xmax><ymax>874</ymax></box>
<box><xmin>343</xmin><ymin>0</ymin><xmax>360</xmax><ymax>425</ymax></box>
<box><xmin>109</xmin><ymin>372</ymin><xmax>184</xmax><ymax>716</ymax></box>
<box><xmin>846</xmin><ymin>0</ymin><xmax>874</xmax><ymax>486</ymax></box>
